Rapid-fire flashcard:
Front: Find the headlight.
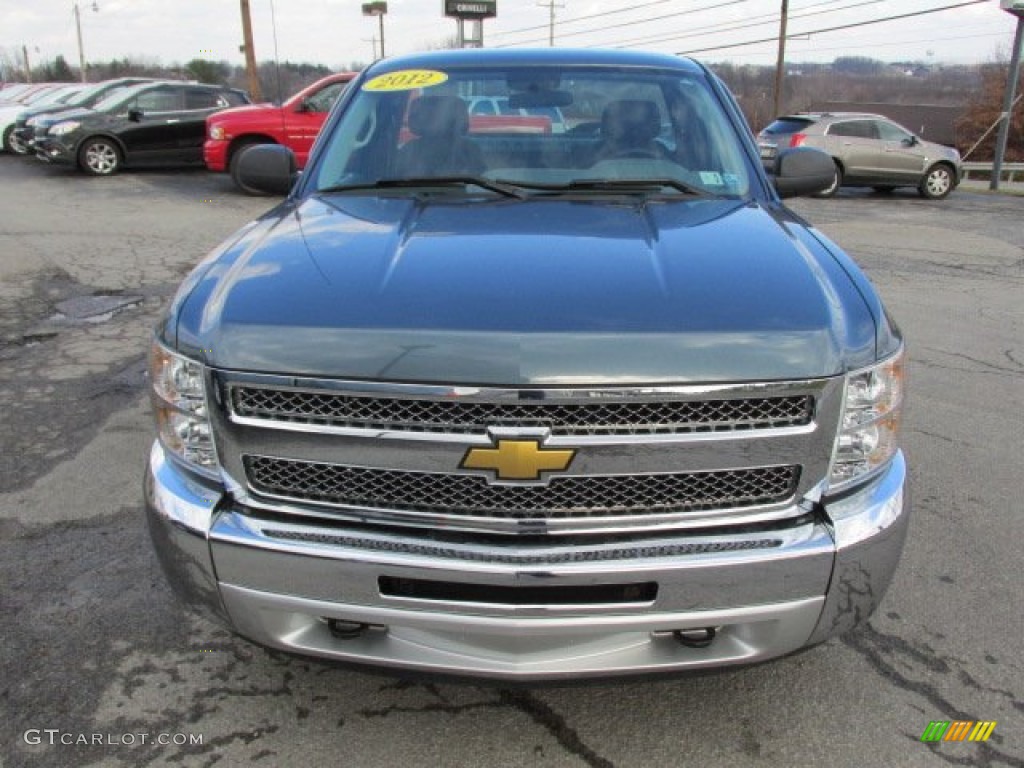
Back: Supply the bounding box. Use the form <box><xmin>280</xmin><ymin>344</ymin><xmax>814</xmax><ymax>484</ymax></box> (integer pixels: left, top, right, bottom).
<box><xmin>209</xmin><ymin>125</ymin><xmax>225</xmax><ymax>140</ymax></box>
<box><xmin>26</xmin><ymin>117</ymin><xmax>39</xmax><ymax>127</ymax></box>
<box><xmin>149</xmin><ymin>341</ymin><xmax>219</xmax><ymax>475</ymax></box>
<box><xmin>829</xmin><ymin>347</ymin><xmax>905</xmax><ymax>490</ymax></box>
<box><xmin>49</xmin><ymin>121</ymin><xmax>80</xmax><ymax>136</ymax></box>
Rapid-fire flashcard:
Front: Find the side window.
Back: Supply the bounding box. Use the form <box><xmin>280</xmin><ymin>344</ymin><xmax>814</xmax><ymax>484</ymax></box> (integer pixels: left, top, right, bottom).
<box><xmin>470</xmin><ymin>99</ymin><xmax>495</xmax><ymax>116</ymax></box>
<box><xmin>136</xmin><ymin>87</ymin><xmax>180</xmax><ymax>112</ymax></box>
<box><xmin>223</xmin><ymin>90</ymin><xmax>249</xmax><ymax>107</ymax></box>
<box><xmin>829</xmin><ymin>120</ymin><xmax>876</xmax><ymax>139</ymax></box>
<box><xmin>876</xmin><ymin>121</ymin><xmax>911</xmax><ymax>142</ymax></box>
<box><xmin>184</xmin><ymin>88</ymin><xmax>220</xmax><ymax>110</ymax></box>
<box><xmin>829</xmin><ymin>122</ymin><xmax>856</xmax><ymax>138</ymax></box>
<box><xmin>306</xmin><ymin>82</ymin><xmax>346</xmax><ymax>113</ymax></box>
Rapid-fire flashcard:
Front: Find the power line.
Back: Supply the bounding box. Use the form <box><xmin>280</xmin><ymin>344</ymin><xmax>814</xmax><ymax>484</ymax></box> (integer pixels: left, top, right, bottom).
<box><xmin>676</xmin><ymin>0</ymin><xmax>993</xmax><ymax>56</ymax></box>
<box><xmin>491</xmin><ymin>0</ymin><xmax>682</xmax><ymax>38</ymax></box>
<box><xmin>496</xmin><ymin>0</ymin><xmax>750</xmax><ymax>48</ymax></box>
<box><xmin>604</xmin><ymin>0</ymin><xmax>881</xmax><ymax>51</ymax></box>
<box><xmin>701</xmin><ymin>28</ymin><xmax>1012</xmax><ymax>59</ymax></box>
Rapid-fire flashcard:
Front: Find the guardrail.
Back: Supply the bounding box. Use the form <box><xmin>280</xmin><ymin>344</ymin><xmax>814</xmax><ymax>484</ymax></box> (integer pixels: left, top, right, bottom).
<box><xmin>961</xmin><ymin>162</ymin><xmax>1024</xmax><ymax>183</ymax></box>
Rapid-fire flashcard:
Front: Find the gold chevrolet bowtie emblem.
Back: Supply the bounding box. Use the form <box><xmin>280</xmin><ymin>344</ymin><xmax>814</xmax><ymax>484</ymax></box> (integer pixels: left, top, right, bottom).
<box><xmin>460</xmin><ymin>439</ymin><xmax>576</xmax><ymax>481</ymax></box>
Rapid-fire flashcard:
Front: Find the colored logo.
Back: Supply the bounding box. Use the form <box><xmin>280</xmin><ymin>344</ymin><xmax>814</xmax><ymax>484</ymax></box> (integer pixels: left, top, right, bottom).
<box><xmin>461</xmin><ymin>439</ymin><xmax>575</xmax><ymax>482</ymax></box>
<box><xmin>921</xmin><ymin>721</ymin><xmax>997</xmax><ymax>743</ymax></box>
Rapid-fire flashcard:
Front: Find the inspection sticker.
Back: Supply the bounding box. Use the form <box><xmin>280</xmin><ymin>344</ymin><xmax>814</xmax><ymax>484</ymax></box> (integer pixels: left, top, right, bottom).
<box><xmin>363</xmin><ymin>70</ymin><xmax>449</xmax><ymax>92</ymax></box>
<box><xmin>699</xmin><ymin>171</ymin><xmax>724</xmax><ymax>186</ymax></box>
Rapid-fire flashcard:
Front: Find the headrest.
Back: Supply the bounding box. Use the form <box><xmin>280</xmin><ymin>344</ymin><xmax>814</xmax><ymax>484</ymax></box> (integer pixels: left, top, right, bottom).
<box><xmin>601</xmin><ymin>100</ymin><xmax>661</xmax><ymax>143</ymax></box>
<box><xmin>408</xmin><ymin>94</ymin><xmax>469</xmax><ymax>139</ymax></box>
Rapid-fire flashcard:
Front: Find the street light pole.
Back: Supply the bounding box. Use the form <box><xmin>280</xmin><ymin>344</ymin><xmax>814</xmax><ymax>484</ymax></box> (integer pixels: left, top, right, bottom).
<box><xmin>73</xmin><ymin>2</ymin><xmax>97</xmax><ymax>83</ymax></box>
<box><xmin>990</xmin><ymin>7</ymin><xmax>1024</xmax><ymax>191</ymax></box>
<box><xmin>362</xmin><ymin>3</ymin><xmax>387</xmax><ymax>59</ymax></box>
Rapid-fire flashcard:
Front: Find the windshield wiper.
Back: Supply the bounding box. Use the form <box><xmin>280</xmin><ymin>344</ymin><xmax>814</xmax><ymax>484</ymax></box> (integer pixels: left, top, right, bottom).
<box><xmin>317</xmin><ymin>176</ymin><xmax>528</xmax><ymax>200</ymax></box>
<box><xmin>513</xmin><ymin>178</ymin><xmax>711</xmax><ymax>197</ymax></box>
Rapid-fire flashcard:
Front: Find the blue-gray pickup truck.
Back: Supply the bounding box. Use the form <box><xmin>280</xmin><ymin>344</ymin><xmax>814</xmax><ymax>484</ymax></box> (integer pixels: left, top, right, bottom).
<box><xmin>145</xmin><ymin>48</ymin><xmax>908</xmax><ymax>680</ymax></box>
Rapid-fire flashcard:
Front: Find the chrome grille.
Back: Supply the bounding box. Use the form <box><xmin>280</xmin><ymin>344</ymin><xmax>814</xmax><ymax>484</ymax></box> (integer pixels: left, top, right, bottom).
<box><xmin>244</xmin><ymin>455</ymin><xmax>800</xmax><ymax>519</ymax></box>
<box><xmin>230</xmin><ymin>385</ymin><xmax>813</xmax><ymax>435</ymax></box>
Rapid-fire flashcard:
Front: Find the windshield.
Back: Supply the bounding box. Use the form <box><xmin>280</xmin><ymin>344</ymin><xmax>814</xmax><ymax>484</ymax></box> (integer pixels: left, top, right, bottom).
<box><xmin>67</xmin><ymin>81</ymin><xmax>122</xmax><ymax>107</ymax></box>
<box><xmin>92</xmin><ymin>86</ymin><xmax>144</xmax><ymax>113</ymax></box>
<box><xmin>311</xmin><ymin>64</ymin><xmax>751</xmax><ymax>197</ymax></box>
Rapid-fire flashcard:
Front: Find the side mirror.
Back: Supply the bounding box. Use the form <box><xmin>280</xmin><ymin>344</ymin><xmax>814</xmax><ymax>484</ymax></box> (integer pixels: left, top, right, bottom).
<box><xmin>772</xmin><ymin>147</ymin><xmax>837</xmax><ymax>199</ymax></box>
<box><xmin>127</xmin><ymin>108</ymin><xmax>143</xmax><ymax>122</ymax></box>
<box><xmin>234</xmin><ymin>144</ymin><xmax>298</xmax><ymax>195</ymax></box>
<box><xmin>903</xmin><ymin>135</ymin><xmax>919</xmax><ymax>147</ymax></box>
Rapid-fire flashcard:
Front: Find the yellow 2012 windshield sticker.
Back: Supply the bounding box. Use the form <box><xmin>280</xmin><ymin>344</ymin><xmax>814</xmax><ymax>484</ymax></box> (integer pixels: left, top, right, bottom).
<box><xmin>363</xmin><ymin>70</ymin><xmax>448</xmax><ymax>92</ymax></box>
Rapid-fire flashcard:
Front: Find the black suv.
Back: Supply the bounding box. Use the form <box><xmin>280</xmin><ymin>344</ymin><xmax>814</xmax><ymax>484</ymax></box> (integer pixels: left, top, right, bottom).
<box><xmin>11</xmin><ymin>77</ymin><xmax>160</xmax><ymax>156</ymax></box>
<box><xmin>35</xmin><ymin>81</ymin><xmax>248</xmax><ymax>175</ymax></box>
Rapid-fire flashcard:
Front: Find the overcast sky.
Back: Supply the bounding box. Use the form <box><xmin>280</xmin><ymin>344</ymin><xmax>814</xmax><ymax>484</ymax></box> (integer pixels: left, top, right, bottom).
<box><xmin>2</xmin><ymin>0</ymin><xmax>1020</xmax><ymax>77</ymax></box>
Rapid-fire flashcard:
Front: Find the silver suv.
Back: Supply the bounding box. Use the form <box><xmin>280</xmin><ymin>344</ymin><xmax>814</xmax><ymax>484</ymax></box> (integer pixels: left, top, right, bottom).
<box><xmin>758</xmin><ymin>112</ymin><xmax>962</xmax><ymax>199</ymax></box>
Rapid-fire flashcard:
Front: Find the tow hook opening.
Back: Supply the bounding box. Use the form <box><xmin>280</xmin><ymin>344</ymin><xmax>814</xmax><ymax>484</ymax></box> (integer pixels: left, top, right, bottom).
<box><xmin>326</xmin><ymin>619</ymin><xmax>385</xmax><ymax>640</ymax></box>
<box><xmin>672</xmin><ymin>627</ymin><xmax>717</xmax><ymax>648</ymax></box>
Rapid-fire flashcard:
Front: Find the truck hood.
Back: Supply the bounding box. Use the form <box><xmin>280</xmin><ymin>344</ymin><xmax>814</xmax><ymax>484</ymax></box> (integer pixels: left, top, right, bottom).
<box><xmin>175</xmin><ymin>194</ymin><xmax>877</xmax><ymax>384</ymax></box>
<box><xmin>208</xmin><ymin>102</ymin><xmax>282</xmax><ymax>125</ymax></box>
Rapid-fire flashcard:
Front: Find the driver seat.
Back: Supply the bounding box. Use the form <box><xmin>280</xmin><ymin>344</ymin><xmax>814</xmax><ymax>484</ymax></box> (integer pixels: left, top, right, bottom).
<box><xmin>397</xmin><ymin>94</ymin><xmax>486</xmax><ymax>176</ymax></box>
<box><xmin>592</xmin><ymin>99</ymin><xmax>668</xmax><ymax>164</ymax></box>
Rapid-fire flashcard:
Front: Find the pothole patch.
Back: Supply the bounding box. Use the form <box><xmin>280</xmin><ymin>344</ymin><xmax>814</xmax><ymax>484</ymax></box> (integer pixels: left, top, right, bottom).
<box><xmin>54</xmin><ymin>294</ymin><xmax>144</xmax><ymax>323</ymax></box>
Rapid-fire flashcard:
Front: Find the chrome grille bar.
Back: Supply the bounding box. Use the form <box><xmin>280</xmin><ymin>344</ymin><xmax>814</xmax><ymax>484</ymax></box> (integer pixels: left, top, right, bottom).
<box><xmin>244</xmin><ymin>455</ymin><xmax>800</xmax><ymax>519</ymax></box>
<box><xmin>230</xmin><ymin>385</ymin><xmax>813</xmax><ymax>436</ymax></box>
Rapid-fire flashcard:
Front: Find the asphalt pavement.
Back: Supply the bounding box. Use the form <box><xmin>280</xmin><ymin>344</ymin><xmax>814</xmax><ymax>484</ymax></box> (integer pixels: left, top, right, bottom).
<box><xmin>0</xmin><ymin>159</ymin><xmax>1021</xmax><ymax>768</ymax></box>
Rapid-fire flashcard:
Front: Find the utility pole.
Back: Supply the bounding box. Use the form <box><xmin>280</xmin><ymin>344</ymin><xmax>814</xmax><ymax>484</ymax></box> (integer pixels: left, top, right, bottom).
<box><xmin>991</xmin><ymin>5</ymin><xmax>1024</xmax><ymax>191</ymax></box>
<box><xmin>772</xmin><ymin>0</ymin><xmax>789</xmax><ymax>119</ymax></box>
<box><xmin>538</xmin><ymin>0</ymin><xmax>564</xmax><ymax>47</ymax></box>
<box><xmin>363</xmin><ymin>36</ymin><xmax>378</xmax><ymax>62</ymax></box>
<box><xmin>22</xmin><ymin>45</ymin><xmax>32</xmax><ymax>82</ymax></box>
<box><xmin>240</xmin><ymin>0</ymin><xmax>262</xmax><ymax>102</ymax></box>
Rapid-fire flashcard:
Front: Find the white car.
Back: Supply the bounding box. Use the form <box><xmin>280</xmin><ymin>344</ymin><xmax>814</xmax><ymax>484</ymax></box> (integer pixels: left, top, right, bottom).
<box><xmin>1</xmin><ymin>84</ymin><xmax>82</xmax><ymax>153</ymax></box>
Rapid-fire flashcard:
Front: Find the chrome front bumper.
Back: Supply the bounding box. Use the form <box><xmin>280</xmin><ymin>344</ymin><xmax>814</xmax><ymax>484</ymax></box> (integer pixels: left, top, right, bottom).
<box><xmin>145</xmin><ymin>442</ymin><xmax>909</xmax><ymax>680</ymax></box>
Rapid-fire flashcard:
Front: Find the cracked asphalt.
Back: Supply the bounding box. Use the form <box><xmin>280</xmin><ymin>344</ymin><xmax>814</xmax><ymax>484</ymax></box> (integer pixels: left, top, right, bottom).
<box><xmin>0</xmin><ymin>157</ymin><xmax>1021</xmax><ymax>768</ymax></box>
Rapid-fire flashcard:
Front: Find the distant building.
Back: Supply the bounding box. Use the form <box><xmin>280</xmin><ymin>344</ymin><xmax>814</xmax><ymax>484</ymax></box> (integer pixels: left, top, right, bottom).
<box><xmin>810</xmin><ymin>101</ymin><xmax>962</xmax><ymax>146</ymax></box>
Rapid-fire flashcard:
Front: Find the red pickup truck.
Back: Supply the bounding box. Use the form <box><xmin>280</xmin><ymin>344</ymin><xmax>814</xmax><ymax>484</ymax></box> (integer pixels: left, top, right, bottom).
<box><xmin>205</xmin><ymin>72</ymin><xmax>357</xmax><ymax>193</ymax></box>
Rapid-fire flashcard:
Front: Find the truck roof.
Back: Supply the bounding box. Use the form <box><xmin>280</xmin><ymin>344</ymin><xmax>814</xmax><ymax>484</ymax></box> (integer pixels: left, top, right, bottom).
<box><xmin>366</xmin><ymin>47</ymin><xmax>704</xmax><ymax>74</ymax></box>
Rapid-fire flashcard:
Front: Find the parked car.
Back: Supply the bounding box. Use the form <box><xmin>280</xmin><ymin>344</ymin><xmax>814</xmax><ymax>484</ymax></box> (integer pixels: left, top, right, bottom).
<box><xmin>204</xmin><ymin>72</ymin><xmax>357</xmax><ymax>192</ymax></box>
<box><xmin>1</xmin><ymin>84</ymin><xmax>84</xmax><ymax>153</ymax></box>
<box><xmin>0</xmin><ymin>83</ymin><xmax>66</xmax><ymax>105</ymax></box>
<box><xmin>0</xmin><ymin>83</ymin><xmax>40</xmax><ymax>103</ymax></box>
<box><xmin>468</xmin><ymin>95</ymin><xmax>568</xmax><ymax>132</ymax></box>
<box><xmin>146</xmin><ymin>48</ymin><xmax>908</xmax><ymax>681</ymax></box>
<box><xmin>758</xmin><ymin>112</ymin><xmax>962</xmax><ymax>199</ymax></box>
<box><xmin>34</xmin><ymin>81</ymin><xmax>248</xmax><ymax>175</ymax></box>
<box><xmin>11</xmin><ymin>77</ymin><xmax>161</xmax><ymax>155</ymax></box>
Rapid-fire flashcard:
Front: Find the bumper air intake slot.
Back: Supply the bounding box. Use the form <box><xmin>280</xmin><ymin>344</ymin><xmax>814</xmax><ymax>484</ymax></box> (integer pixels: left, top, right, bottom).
<box><xmin>379</xmin><ymin>576</ymin><xmax>657</xmax><ymax>605</ymax></box>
